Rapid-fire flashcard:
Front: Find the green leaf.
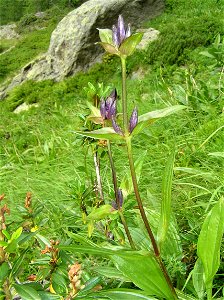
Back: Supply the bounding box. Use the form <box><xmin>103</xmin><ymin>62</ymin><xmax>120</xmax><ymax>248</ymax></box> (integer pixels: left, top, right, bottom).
<box><xmin>192</xmin><ymin>259</ymin><xmax>205</xmax><ymax>300</ymax></box>
<box><xmin>14</xmin><ymin>284</ymin><xmax>42</xmax><ymax>300</ymax></box>
<box><xmin>2</xmin><ymin>229</ymin><xmax>10</xmax><ymax>240</ymax></box>
<box><xmin>111</xmin><ymin>253</ymin><xmax>174</xmax><ymax>299</ymax></box>
<box><xmin>132</xmin><ymin>105</ymin><xmax>186</xmax><ymax>135</ymax></box>
<box><xmin>92</xmin><ymin>288</ymin><xmax>157</xmax><ymax>300</ymax></box>
<box><xmin>0</xmin><ymin>241</ymin><xmax>8</xmax><ymax>247</ymax></box>
<box><xmin>0</xmin><ymin>262</ymin><xmax>10</xmax><ymax>282</ymax></box>
<box><xmin>94</xmin><ymin>266</ymin><xmax>130</xmax><ymax>281</ymax></box>
<box><xmin>11</xmin><ymin>227</ymin><xmax>23</xmax><ymax>240</ymax></box>
<box><xmin>51</xmin><ymin>272</ymin><xmax>68</xmax><ymax>295</ymax></box>
<box><xmin>197</xmin><ymin>198</ymin><xmax>224</xmax><ymax>290</ymax></box>
<box><xmin>157</xmin><ymin>150</ymin><xmax>175</xmax><ymax>248</ymax></box>
<box><xmin>120</xmin><ymin>151</ymin><xmax>147</xmax><ymax>199</ymax></box>
<box><xmin>77</xmin><ymin>276</ymin><xmax>102</xmax><ymax>295</ymax></box>
<box><xmin>58</xmin><ymin>244</ymin><xmax>132</xmax><ymax>257</ymax></box>
<box><xmin>11</xmin><ymin>250</ymin><xmax>27</xmax><ymax>277</ymax></box>
<box><xmin>98</xmin><ymin>29</ymin><xmax>113</xmax><ymax>44</ymax></box>
<box><xmin>98</xmin><ymin>42</ymin><xmax>119</xmax><ymax>55</ymax></box>
<box><xmin>74</xmin><ymin>127</ymin><xmax>124</xmax><ymax>141</ymax></box>
<box><xmin>119</xmin><ymin>33</ymin><xmax>144</xmax><ymax>57</ymax></box>
<box><xmin>86</xmin><ymin>204</ymin><xmax>115</xmax><ymax>221</ymax></box>
<box><xmin>86</xmin><ymin>101</ymin><xmax>103</xmax><ymax>124</ymax></box>
<box><xmin>38</xmin><ymin>292</ymin><xmax>62</xmax><ymax>300</ymax></box>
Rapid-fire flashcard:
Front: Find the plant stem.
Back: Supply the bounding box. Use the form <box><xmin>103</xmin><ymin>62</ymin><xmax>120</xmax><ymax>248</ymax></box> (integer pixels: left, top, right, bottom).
<box><xmin>126</xmin><ymin>137</ymin><xmax>178</xmax><ymax>299</ymax></box>
<box><xmin>121</xmin><ymin>57</ymin><xmax>128</xmax><ymax>133</ymax></box>
<box><xmin>93</xmin><ymin>147</ymin><xmax>104</xmax><ymax>204</ymax></box>
<box><xmin>107</xmin><ymin>140</ymin><xmax>136</xmax><ymax>249</ymax></box>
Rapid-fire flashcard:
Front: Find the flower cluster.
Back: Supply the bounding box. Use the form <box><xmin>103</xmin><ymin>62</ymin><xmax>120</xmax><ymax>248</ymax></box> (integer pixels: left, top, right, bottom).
<box><xmin>112</xmin><ymin>15</ymin><xmax>131</xmax><ymax>48</ymax></box>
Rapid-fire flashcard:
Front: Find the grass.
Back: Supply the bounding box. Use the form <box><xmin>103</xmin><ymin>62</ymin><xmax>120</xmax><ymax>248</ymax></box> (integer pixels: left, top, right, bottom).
<box><xmin>0</xmin><ymin>0</ymin><xmax>224</xmax><ymax>297</ymax></box>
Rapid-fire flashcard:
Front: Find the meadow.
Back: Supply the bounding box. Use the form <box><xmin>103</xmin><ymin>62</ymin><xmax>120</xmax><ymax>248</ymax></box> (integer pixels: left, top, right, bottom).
<box><xmin>0</xmin><ymin>0</ymin><xmax>224</xmax><ymax>299</ymax></box>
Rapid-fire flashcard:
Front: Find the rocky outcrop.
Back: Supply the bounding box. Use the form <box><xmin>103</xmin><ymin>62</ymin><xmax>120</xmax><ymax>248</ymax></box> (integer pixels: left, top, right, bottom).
<box><xmin>0</xmin><ymin>24</ymin><xmax>20</xmax><ymax>39</ymax></box>
<box><xmin>1</xmin><ymin>0</ymin><xmax>164</xmax><ymax>98</ymax></box>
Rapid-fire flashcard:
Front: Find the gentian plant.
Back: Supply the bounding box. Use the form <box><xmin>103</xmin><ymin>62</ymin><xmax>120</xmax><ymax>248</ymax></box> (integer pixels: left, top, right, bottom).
<box><xmin>75</xmin><ymin>15</ymin><xmax>187</xmax><ymax>299</ymax></box>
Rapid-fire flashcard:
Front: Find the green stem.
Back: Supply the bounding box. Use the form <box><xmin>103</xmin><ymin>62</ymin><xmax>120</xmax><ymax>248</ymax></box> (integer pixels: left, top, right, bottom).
<box><xmin>126</xmin><ymin>137</ymin><xmax>178</xmax><ymax>299</ymax></box>
<box><xmin>107</xmin><ymin>141</ymin><xmax>136</xmax><ymax>249</ymax></box>
<box><xmin>121</xmin><ymin>57</ymin><xmax>128</xmax><ymax>133</ymax></box>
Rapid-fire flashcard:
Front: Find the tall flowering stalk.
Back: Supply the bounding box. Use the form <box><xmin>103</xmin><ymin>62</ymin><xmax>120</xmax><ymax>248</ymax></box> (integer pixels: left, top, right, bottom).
<box><xmin>98</xmin><ymin>15</ymin><xmax>178</xmax><ymax>299</ymax></box>
<box><xmin>76</xmin><ymin>14</ymin><xmax>185</xmax><ymax>299</ymax></box>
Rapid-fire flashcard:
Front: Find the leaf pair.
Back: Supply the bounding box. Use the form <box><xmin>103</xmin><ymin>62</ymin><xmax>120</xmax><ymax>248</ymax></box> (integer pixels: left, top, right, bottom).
<box><xmin>75</xmin><ymin>105</ymin><xmax>186</xmax><ymax>141</ymax></box>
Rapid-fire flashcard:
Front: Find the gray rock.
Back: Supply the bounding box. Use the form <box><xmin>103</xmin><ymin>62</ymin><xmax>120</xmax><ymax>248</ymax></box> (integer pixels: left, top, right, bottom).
<box><xmin>0</xmin><ymin>24</ymin><xmax>20</xmax><ymax>39</ymax></box>
<box><xmin>1</xmin><ymin>0</ymin><xmax>164</xmax><ymax>99</ymax></box>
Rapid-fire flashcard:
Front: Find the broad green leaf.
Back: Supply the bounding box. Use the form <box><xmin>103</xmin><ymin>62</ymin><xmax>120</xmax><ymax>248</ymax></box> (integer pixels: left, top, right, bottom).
<box><xmin>11</xmin><ymin>227</ymin><xmax>23</xmax><ymax>240</ymax></box>
<box><xmin>157</xmin><ymin>151</ymin><xmax>175</xmax><ymax>248</ymax></box>
<box><xmin>98</xmin><ymin>28</ymin><xmax>113</xmax><ymax>44</ymax></box>
<box><xmin>132</xmin><ymin>105</ymin><xmax>186</xmax><ymax>135</ymax></box>
<box><xmin>120</xmin><ymin>151</ymin><xmax>147</xmax><ymax>199</ymax></box>
<box><xmin>92</xmin><ymin>288</ymin><xmax>157</xmax><ymax>300</ymax></box>
<box><xmin>176</xmin><ymin>290</ymin><xmax>197</xmax><ymax>300</ymax></box>
<box><xmin>2</xmin><ymin>229</ymin><xmax>10</xmax><ymax>240</ymax></box>
<box><xmin>119</xmin><ymin>33</ymin><xmax>143</xmax><ymax>57</ymax></box>
<box><xmin>58</xmin><ymin>244</ymin><xmax>133</xmax><ymax>256</ymax></box>
<box><xmin>94</xmin><ymin>266</ymin><xmax>130</xmax><ymax>281</ymax></box>
<box><xmin>38</xmin><ymin>292</ymin><xmax>62</xmax><ymax>300</ymax></box>
<box><xmin>0</xmin><ymin>241</ymin><xmax>8</xmax><ymax>247</ymax></box>
<box><xmin>86</xmin><ymin>204</ymin><xmax>115</xmax><ymax>221</ymax></box>
<box><xmin>98</xmin><ymin>42</ymin><xmax>119</xmax><ymax>55</ymax></box>
<box><xmin>197</xmin><ymin>198</ymin><xmax>224</xmax><ymax>288</ymax></box>
<box><xmin>192</xmin><ymin>259</ymin><xmax>205</xmax><ymax>300</ymax></box>
<box><xmin>35</xmin><ymin>233</ymin><xmax>50</xmax><ymax>247</ymax></box>
<box><xmin>5</xmin><ymin>239</ymin><xmax>18</xmax><ymax>253</ymax></box>
<box><xmin>14</xmin><ymin>284</ymin><xmax>41</xmax><ymax>300</ymax></box>
<box><xmin>0</xmin><ymin>262</ymin><xmax>10</xmax><ymax>282</ymax></box>
<box><xmin>52</xmin><ymin>272</ymin><xmax>68</xmax><ymax>295</ymax></box>
<box><xmin>111</xmin><ymin>253</ymin><xmax>174</xmax><ymax>299</ymax></box>
<box><xmin>74</xmin><ymin>127</ymin><xmax>124</xmax><ymax>141</ymax></box>
<box><xmin>77</xmin><ymin>276</ymin><xmax>102</xmax><ymax>295</ymax></box>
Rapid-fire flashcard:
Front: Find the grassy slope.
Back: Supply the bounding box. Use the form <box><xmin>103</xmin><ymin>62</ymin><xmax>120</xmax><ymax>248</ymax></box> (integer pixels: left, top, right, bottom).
<box><xmin>0</xmin><ymin>0</ymin><xmax>223</xmax><ymax>292</ymax></box>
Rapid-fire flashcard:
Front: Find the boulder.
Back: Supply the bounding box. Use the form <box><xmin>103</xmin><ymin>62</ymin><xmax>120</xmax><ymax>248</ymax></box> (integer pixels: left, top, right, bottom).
<box><xmin>0</xmin><ymin>24</ymin><xmax>20</xmax><ymax>39</ymax></box>
<box><xmin>1</xmin><ymin>0</ymin><xmax>164</xmax><ymax>98</ymax></box>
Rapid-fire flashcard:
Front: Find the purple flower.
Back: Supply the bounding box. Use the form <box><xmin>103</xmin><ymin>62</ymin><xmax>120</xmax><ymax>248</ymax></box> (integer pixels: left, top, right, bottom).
<box><xmin>112</xmin><ymin>116</ymin><xmax>123</xmax><ymax>136</ymax></box>
<box><xmin>111</xmin><ymin>189</ymin><xmax>124</xmax><ymax>210</ymax></box>
<box><xmin>100</xmin><ymin>89</ymin><xmax>117</xmax><ymax>120</ymax></box>
<box><xmin>112</xmin><ymin>15</ymin><xmax>131</xmax><ymax>48</ymax></box>
<box><xmin>129</xmin><ymin>107</ymin><xmax>138</xmax><ymax>133</ymax></box>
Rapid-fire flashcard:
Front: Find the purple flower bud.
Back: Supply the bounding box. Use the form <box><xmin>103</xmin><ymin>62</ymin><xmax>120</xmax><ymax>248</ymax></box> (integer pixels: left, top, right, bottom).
<box><xmin>129</xmin><ymin>107</ymin><xmax>138</xmax><ymax>133</ymax></box>
<box><xmin>100</xmin><ymin>89</ymin><xmax>117</xmax><ymax>120</ymax></box>
<box><xmin>112</xmin><ymin>15</ymin><xmax>131</xmax><ymax>48</ymax></box>
<box><xmin>112</xmin><ymin>116</ymin><xmax>123</xmax><ymax>135</ymax></box>
<box><xmin>117</xmin><ymin>189</ymin><xmax>123</xmax><ymax>207</ymax></box>
<box><xmin>112</xmin><ymin>25</ymin><xmax>119</xmax><ymax>47</ymax></box>
<box><xmin>111</xmin><ymin>189</ymin><xmax>123</xmax><ymax>210</ymax></box>
<box><xmin>118</xmin><ymin>15</ymin><xmax>126</xmax><ymax>44</ymax></box>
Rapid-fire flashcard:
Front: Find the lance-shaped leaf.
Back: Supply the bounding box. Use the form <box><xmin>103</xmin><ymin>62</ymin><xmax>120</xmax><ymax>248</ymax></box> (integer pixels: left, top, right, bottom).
<box><xmin>86</xmin><ymin>288</ymin><xmax>157</xmax><ymax>300</ymax></box>
<box><xmin>132</xmin><ymin>105</ymin><xmax>186</xmax><ymax>136</ymax></box>
<box><xmin>111</xmin><ymin>253</ymin><xmax>174</xmax><ymax>299</ymax></box>
<box><xmin>74</xmin><ymin>127</ymin><xmax>124</xmax><ymax>141</ymax></box>
<box><xmin>197</xmin><ymin>197</ymin><xmax>224</xmax><ymax>294</ymax></box>
<box><xmin>119</xmin><ymin>33</ymin><xmax>143</xmax><ymax>57</ymax></box>
<box><xmin>157</xmin><ymin>150</ymin><xmax>175</xmax><ymax>248</ymax></box>
<box><xmin>86</xmin><ymin>204</ymin><xmax>116</xmax><ymax>221</ymax></box>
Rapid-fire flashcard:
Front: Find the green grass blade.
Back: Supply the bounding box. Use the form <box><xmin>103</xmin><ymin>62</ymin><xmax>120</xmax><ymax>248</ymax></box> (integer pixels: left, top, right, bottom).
<box><xmin>197</xmin><ymin>197</ymin><xmax>224</xmax><ymax>297</ymax></box>
<box><xmin>157</xmin><ymin>150</ymin><xmax>175</xmax><ymax>248</ymax></box>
